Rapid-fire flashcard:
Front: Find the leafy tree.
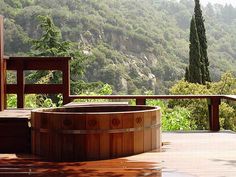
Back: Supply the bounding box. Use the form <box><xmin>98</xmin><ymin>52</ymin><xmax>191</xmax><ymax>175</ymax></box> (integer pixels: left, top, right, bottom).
<box><xmin>4</xmin><ymin>0</ymin><xmax>22</xmax><ymax>9</ymax></box>
<box><xmin>30</xmin><ymin>15</ymin><xmax>71</xmax><ymax>56</ymax></box>
<box><xmin>30</xmin><ymin>15</ymin><xmax>87</xmax><ymax>82</ymax></box>
<box><xmin>171</xmin><ymin>72</ymin><xmax>236</xmax><ymax>130</ymax></box>
<box><xmin>4</xmin><ymin>19</ymin><xmax>30</xmax><ymax>54</ymax></box>
<box><xmin>29</xmin><ymin>15</ymin><xmax>86</xmax><ymax>105</ymax></box>
<box><xmin>147</xmin><ymin>99</ymin><xmax>194</xmax><ymax>131</ymax></box>
<box><xmin>29</xmin><ymin>15</ymin><xmax>113</xmax><ymax>105</ymax></box>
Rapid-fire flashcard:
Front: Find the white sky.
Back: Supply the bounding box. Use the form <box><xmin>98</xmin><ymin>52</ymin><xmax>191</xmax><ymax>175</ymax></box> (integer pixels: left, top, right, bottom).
<box><xmin>199</xmin><ymin>0</ymin><xmax>236</xmax><ymax>7</ymax></box>
<box><xmin>175</xmin><ymin>0</ymin><xmax>236</xmax><ymax>7</ymax></box>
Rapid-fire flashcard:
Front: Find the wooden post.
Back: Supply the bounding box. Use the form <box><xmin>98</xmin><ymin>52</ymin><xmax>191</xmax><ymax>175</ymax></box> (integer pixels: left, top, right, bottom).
<box><xmin>0</xmin><ymin>16</ymin><xmax>5</xmax><ymax>111</ymax></box>
<box><xmin>208</xmin><ymin>97</ymin><xmax>221</xmax><ymax>132</ymax></box>
<box><xmin>136</xmin><ymin>98</ymin><xmax>146</xmax><ymax>105</ymax></box>
<box><xmin>62</xmin><ymin>58</ymin><xmax>70</xmax><ymax>105</ymax></box>
<box><xmin>17</xmin><ymin>60</ymin><xmax>24</xmax><ymax>108</ymax></box>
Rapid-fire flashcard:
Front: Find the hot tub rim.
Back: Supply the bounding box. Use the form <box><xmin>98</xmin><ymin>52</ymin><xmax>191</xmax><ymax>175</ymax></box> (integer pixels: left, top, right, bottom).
<box><xmin>31</xmin><ymin>105</ymin><xmax>161</xmax><ymax>115</ymax></box>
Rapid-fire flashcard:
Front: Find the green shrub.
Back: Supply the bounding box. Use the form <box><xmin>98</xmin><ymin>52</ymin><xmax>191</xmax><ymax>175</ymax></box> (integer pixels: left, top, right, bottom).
<box><xmin>147</xmin><ymin>99</ymin><xmax>193</xmax><ymax>131</ymax></box>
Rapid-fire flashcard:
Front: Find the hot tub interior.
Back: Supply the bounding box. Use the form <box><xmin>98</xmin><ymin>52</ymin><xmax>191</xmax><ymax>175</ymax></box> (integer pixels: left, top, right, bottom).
<box><xmin>40</xmin><ymin>105</ymin><xmax>157</xmax><ymax>113</ymax></box>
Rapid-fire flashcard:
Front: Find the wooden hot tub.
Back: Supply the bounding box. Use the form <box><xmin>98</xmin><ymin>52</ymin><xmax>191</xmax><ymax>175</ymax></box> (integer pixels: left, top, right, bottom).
<box><xmin>31</xmin><ymin>105</ymin><xmax>161</xmax><ymax>161</ymax></box>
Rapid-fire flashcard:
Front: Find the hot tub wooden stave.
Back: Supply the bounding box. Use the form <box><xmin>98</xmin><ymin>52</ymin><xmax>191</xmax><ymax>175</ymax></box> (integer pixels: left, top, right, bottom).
<box><xmin>31</xmin><ymin>106</ymin><xmax>161</xmax><ymax>161</ymax></box>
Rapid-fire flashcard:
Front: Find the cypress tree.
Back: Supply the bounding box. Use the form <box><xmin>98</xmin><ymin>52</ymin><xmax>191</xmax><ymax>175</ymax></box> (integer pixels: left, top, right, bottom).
<box><xmin>184</xmin><ymin>67</ymin><xmax>189</xmax><ymax>81</ymax></box>
<box><xmin>194</xmin><ymin>0</ymin><xmax>211</xmax><ymax>83</ymax></box>
<box><xmin>188</xmin><ymin>17</ymin><xmax>202</xmax><ymax>84</ymax></box>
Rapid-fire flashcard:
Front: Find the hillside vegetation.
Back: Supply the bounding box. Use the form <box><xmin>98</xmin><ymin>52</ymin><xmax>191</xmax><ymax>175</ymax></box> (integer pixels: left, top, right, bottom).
<box><xmin>1</xmin><ymin>0</ymin><xmax>236</xmax><ymax>94</ymax></box>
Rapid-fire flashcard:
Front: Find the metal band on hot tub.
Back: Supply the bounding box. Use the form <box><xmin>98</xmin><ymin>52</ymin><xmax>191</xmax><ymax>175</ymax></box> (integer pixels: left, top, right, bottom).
<box><xmin>32</xmin><ymin>123</ymin><xmax>161</xmax><ymax>134</ymax></box>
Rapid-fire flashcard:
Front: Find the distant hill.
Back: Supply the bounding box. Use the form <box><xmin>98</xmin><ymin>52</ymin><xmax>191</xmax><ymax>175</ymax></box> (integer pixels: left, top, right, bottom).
<box><xmin>1</xmin><ymin>0</ymin><xmax>236</xmax><ymax>94</ymax></box>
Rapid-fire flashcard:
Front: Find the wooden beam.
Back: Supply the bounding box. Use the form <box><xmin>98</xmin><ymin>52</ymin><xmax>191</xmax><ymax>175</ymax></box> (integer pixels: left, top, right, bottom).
<box><xmin>7</xmin><ymin>84</ymin><xmax>65</xmax><ymax>94</ymax></box>
<box><xmin>69</xmin><ymin>95</ymin><xmax>221</xmax><ymax>100</ymax></box>
<box><xmin>25</xmin><ymin>84</ymin><xmax>65</xmax><ymax>94</ymax></box>
<box><xmin>0</xmin><ymin>16</ymin><xmax>5</xmax><ymax>111</ymax></box>
<box><xmin>17</xmin><ymin>61</ymin><xmax>24</xmax><ymax>108</ymax></box>
<box><xmin>6</xmin><ymin>84</ymin><xmax>18</xmax><ymax>93</ymax></box>
<box><xmin>7</xmin><ymin>57</ymin><xmax>71</xmax><ymax>70</ymax></box>
<box><xmin>208</xmin><ymin>97</ymin><xmax>221</xmax><ymax>132</ymax></box>
<box><xmin>62</xmin><ymin>60</ymin><xmax>70</xmax><ymax>105</ymax></box>
<box><xmin>136</xmin><ymin>98</ymin><xmax>146</xmax><ymax>105</ymax></box>
<box><xmin>222</xmin><ymin>95</ymin><xmax>236</xmax><ymax>101</ymax></box>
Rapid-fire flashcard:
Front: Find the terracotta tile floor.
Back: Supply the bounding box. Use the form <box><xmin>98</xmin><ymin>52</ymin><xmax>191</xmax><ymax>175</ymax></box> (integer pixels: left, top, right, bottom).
<box><xmin>1</xmin><ymin>132</ymin><xmax>236</xmax><ymax>177</ymax></box>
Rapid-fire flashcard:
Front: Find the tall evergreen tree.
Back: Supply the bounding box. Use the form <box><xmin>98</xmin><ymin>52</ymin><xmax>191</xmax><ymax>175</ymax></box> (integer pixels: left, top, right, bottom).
<box><xmin>184</xmin><ymin>67</ymin><xmax>189</xmax><ymax>81</ymax></box>
<box><xmin>187</xmin><ymin>17</ymin><xmax>202</xmax><ymax>84</ymax></box>
<box><xmin>194</xmin><ymin>0</ymin><xmax>211</xmax><ymax>83</ymax></box>
<box><xmin>185</xmin><ymin>0</ymin><xmax>211</xmax><ymax>84</ymax></box>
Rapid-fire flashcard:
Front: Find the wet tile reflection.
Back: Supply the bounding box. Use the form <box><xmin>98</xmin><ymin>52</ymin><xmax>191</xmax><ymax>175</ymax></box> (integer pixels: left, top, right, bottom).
<box><xmin>0</xmin><ymin>154</ymin><xmax>162</xmax><ymax>176</ymax></box>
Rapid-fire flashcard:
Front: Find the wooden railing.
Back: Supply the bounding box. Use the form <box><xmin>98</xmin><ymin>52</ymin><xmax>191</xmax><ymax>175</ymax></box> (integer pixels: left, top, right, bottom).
<box><xmin>6</xmin><ymin>57</ymin><xmax>71</xmax><ymax>108</ymax></box>
<box><xmin>3</xmin><ymin>57</ymin><xmax>236</xmax><ymax>132</ymax></box>
<box><xmin>3</xmin><ymin>55</ymin><xmax>235</xmax><ymax>132</ymax></box>
<box><xmin>69</xmin><ymin>95</ymin><xmax>236</xmax><ymax>132</ymax></box>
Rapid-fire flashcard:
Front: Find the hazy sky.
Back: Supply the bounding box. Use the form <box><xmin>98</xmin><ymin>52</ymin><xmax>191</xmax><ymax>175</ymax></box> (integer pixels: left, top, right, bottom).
<box><xmin>199</xmin><ymin>0</ymin><xmax>236</xmax><ymax>7</ymax></box>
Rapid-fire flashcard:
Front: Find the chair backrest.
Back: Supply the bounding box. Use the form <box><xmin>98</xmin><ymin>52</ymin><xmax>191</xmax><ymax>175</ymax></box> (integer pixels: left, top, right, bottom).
<box><xmin>6</xmin><ymin>56</ymin><xmax>71</xmax><ymax>108</ymax></box>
